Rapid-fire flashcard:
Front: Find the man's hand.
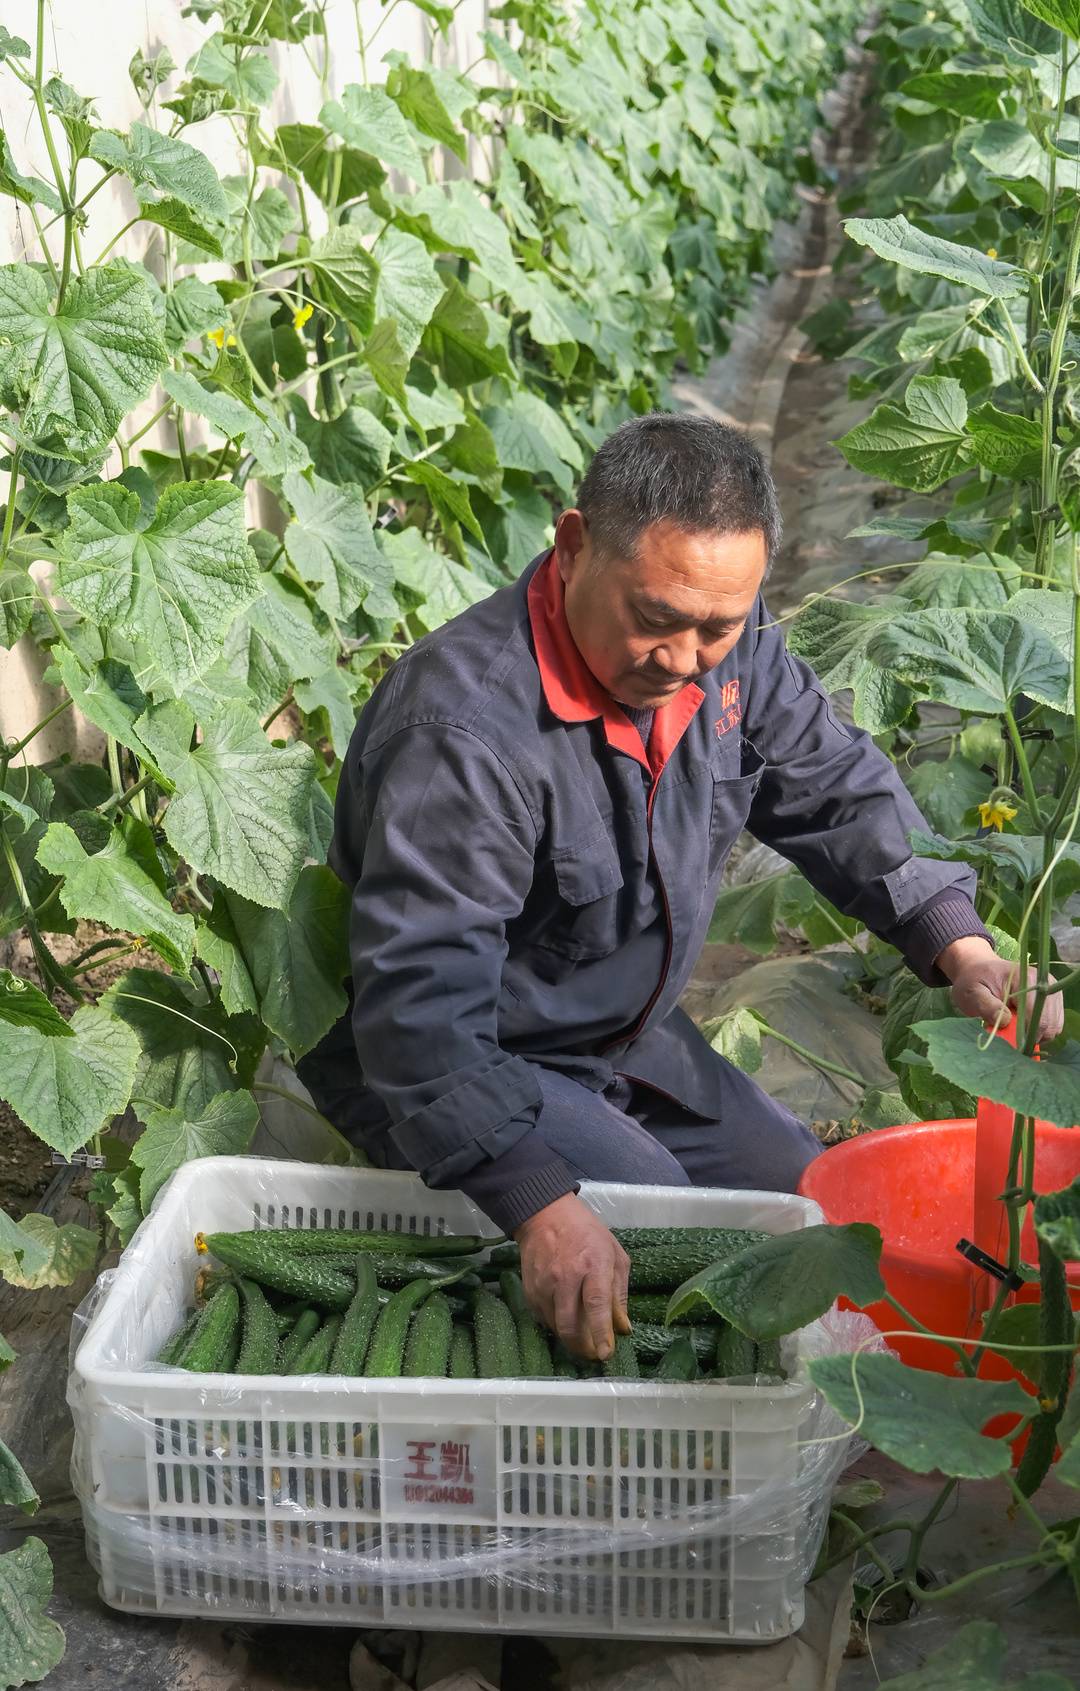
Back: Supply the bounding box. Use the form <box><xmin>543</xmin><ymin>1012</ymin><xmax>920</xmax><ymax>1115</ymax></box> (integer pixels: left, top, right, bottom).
<box><xmin>936</xmin><ymin>936</ymin><xmax>1064</xmax><ymax>1044</ymax></box>
<box><xmin>514</xmin><ymin>1193</ymin><xmax>632</xmax><ymax>1361</ymax></box>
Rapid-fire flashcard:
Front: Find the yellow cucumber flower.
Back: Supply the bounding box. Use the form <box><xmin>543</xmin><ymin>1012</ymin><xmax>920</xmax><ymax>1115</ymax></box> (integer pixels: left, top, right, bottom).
<box><xmin>293</xmin><ymin>302</ymin><xmax>314</xmax><ymax>331</ymax></box>
<box><xmin>978</xmin><ymin>798</ymin><xmax>1017</xmax><ymax>831</ymax></box>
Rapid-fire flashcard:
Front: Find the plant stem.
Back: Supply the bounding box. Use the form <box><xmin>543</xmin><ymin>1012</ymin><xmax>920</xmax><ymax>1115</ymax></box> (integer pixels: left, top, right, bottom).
<box><xmin>32</xmin><ymin>0</ymin><xmax>75</xmax><ymax>306</ymax></box>
<box><xmin>752</xmin><ymin>1018</ymin><xmax>870</xmax><ymax>1087</ymax></box>
<box><xmin>95</xmin><ymin>772</ymin><xmax>156</xmax><ymax>816</ymax></box>
<box><xmin>0</xmin><ymin>448</ymin><xmax>22</xmax><ymax>568</ymax></box>
<box><xmin>71</xmin><ymin>944</ymin><xmax>140</xmax><ymax>977</ymax></box>
<box><xmin>1002</xmin><ymin>706</ymin><xmax>1040</xmax><ymax>817</ymax></box>
<box><xmin>882</xmin><ymin>1292</ymin><xmax>976</xmax><ymax>1374</ymax></box>
<box><xmin>912</xmin><ymin>1549</ymin><xmax>1059</xmax><ymax>1604</ymax></box>
<box><xmin>251</xmin><ymin>1079</ymin><xmax>339</xmax><ymax>1128</ymax></box>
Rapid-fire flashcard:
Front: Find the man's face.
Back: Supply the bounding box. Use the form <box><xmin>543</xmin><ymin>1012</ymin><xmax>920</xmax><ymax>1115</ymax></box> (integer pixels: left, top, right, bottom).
<box><xmin>553</xmin><ymin>512</ymin><xmax>768</xmax><ymax>709</ymax></box>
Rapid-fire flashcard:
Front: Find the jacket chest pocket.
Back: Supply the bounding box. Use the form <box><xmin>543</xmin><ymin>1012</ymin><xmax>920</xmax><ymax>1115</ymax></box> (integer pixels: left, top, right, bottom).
<box><xmin>537</xmin><ymin>827</ymin><xmax>624</xmax><ymax>961</ymax></box>
<box><xmin>709</xmin><ymin>738</ymin><xmax>766</xmax><ymax>878</ymax></box>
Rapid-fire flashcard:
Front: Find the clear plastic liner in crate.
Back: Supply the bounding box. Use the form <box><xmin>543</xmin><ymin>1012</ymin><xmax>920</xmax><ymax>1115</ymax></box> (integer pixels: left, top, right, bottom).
<box><xmin>69</xmin><ymin>1249</ymin><xmax>878</xmax><ymax>1608</ymax></box>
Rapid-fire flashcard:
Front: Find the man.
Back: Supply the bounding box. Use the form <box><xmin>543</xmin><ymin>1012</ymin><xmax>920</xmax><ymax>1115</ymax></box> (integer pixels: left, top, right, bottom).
<box><xmin>299</xmin><ymin>414</ymin><xmax>1062</xmax><ymax>1360</ymax></box>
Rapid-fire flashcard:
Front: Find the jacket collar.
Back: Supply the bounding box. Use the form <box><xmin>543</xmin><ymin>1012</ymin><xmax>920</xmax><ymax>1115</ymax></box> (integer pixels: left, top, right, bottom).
<box><xmin>526</xmin><ymin>549</ymin><xmax>704</xmax><ymax>778</ymax></box>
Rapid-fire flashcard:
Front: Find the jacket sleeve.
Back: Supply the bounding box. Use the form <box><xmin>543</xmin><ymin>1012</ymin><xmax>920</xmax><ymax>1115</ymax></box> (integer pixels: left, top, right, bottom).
<box><xmin>336</xmin><ymin>720</ymin><xmax>576</xmax><ymax>1231</ymax></box>
<box><xmin>743</xmin><ymin>597</ymin><xmax>992</xmax><ymax>987</ymax></box>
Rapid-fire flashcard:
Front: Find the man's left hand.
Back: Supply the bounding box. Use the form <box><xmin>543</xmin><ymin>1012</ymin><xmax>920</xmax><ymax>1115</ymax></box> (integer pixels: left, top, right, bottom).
<box><xmin>936</xmin><ymin>935</ymin><xmax>1064</xmax><ymax>1044</ymax></box>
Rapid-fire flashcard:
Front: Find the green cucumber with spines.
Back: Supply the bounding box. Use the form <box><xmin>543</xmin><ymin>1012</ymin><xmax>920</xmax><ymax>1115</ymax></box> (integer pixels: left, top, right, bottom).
<box><xmin>211</xmin><ymin>1226</ymin><xmax>489</xmax><ymax>1258</ymax></box>
<box><xmin>1016</xmin><ymin>1238</ymin><xmax>1074</xmax><ymax>1498</ymax></box>
<box><xmin>472</xmin><ymin>1291</ymin><xmax>522</xmax><ymax>1378</ymax></box>
<box><xmin>629</xmin><ymin>1322</ymin><xmax>720</xmax><ymax>1365</ymax></box>
<box><xmin>449</xmin><ymin>1324</ymin><xmax>477</xmax><ymax>1378</ymax></box>
<box><xmin>235</xmin><ymin>1277</ymin><xmax>279</xmax><ymax>1374</ymax></box>
<box><xmin>278</xmin><ymin>1308</ymin><xmax>320</xmax><ymax>1371</ymax></box>
<box><xmin>274</xmin><ymin>1310</ymin><xmax>297</xmax><ymax>1337</ymax></box>
<box><xmin>330</xmin><ymin>1258</ymin><xmax>380</xmax><ymax>1374</ymax></box>
<box><xmin>628</xmin><ymin>1239</ymin><xmax>768</xmax><ymax>1292</ymax></box>
<box><xmin>499</xmin><ymin>1270</ymin><xmax>553</xmax><ymax>1376</ymax></box>
<box><xmin>655</xmin><ymin>1336</ymin><xmax>700</xmax><ymax>1381</ymax></box>
<box><xmin>602</xmin><ymin>1333</ymin><xmax>639</xmax><ymax>1378</ymax></box>
<box><xmin>198</xmin><ymin>1231</ymin><xmax>354</xmax><ymax>1310</ymax></box>
<box><xmin>364</xmin><ymin>1279</ymin><xmax>435</xmax><ymax>1376</ymax></box>
<box><xmin>403</xmin><ymin>1291</ymin><xmax>453</xmax><ymax>1376</ymax></box>
<box><xmin>155</xmin><ymin>1308</ymin><xmax>200</xmax><ymax>1365</ymax></box>
<box><xmin>176</xmin><ymin>1283</ymin><xmax>240</xmax><ymax>1372</ymax></box>
<box><xmin>289</xmin><ymin>1313</ymin><xmax>342</xmax><ymax>1374</ymax></box>
<box><xmin>711</xmin><ymin>1325</ymin><xmax>757</xmax><ymax>1377</ymax></box>
<box><xmin>613</xmin><ymin>1226</ymin><xmax>770</xmax><ymax>1254</ymax></box>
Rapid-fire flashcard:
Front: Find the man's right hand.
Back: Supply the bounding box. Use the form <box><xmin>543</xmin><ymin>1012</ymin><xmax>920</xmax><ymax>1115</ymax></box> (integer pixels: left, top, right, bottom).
<box><xmin>514</xmin><ymin>1193</ymin><xmax>632</xmax><ymax>1361</ymax></box>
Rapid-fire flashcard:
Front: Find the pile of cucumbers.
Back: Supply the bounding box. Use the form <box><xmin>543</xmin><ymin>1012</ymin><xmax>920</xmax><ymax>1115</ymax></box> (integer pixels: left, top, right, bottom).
<box><xmin>152</xmin><ymin>1223</ymin><xmax>784</xmax><ymax>1383</ymax></box>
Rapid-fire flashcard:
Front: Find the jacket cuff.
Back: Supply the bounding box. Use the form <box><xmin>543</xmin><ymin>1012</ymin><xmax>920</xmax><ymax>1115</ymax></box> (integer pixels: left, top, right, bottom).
<box><xmin>895</xmin><ymin>894</ymin><xmax>994</xmax><ymax>988</ymax></box>
<box><xmin>456</xmin><ymin>1131</ymin><xmax>579</xmax><ymax>1235</ymax></box>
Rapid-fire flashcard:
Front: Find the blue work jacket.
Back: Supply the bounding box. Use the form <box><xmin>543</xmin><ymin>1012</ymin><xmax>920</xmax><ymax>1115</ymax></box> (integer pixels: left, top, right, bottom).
<box><xmin>298</xmin><ymin>550</ymin><xmax>984</xmax><ymax>1230</ymax></box>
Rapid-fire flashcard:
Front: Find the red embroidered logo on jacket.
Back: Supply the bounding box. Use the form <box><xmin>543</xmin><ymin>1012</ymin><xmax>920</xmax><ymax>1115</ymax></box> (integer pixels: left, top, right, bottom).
<box><xmin>715</xmin><ymin>679</ymin><xmax>741</xmax><ymax>737</ymax></box>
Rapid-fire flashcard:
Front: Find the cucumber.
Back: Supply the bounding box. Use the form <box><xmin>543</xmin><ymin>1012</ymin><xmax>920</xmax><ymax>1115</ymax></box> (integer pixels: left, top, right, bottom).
<box><xmin>330</xmin><ymin>1257</ymin><xmax>380</xmax><ymax>1375</ymax></box>
<box><xmin>602</xmin><ymin>1334</ymin><xmax>639</xmax><ymax>1379</ymax></box>
<box><xmin>364</xmin><ymin>1278</ymin><xmax>435</xmax><ymax>1377</ymax></box>
<box><xmin>274</xmin><ymin>1310</ymin><xmax>297</xmax><ymax>1337</ymax></box>
<box><xmin>235</xmin><ymin>1277</ymin><xmax>279</xmax><ymax>1374</ymax></box>
<box><xmin>552</xmin><ymin>1340</ymin><xmax>580</xmax><ymax>1378</ymax></box>
<box><xmin>485</xmin><ymin>1243</ymin><xmax>521</xmax><ymax>1271</ymax></box>
<box><xmin>278</xmin><ymin>1308</ymin><xmax>321</xmax><ymax>1371</ymax></box>
<box><xmin>403</xmin><ymin>1292</ymin><xmax>453</xmax><ymax>1377</ymax></box>
<box><xmin>499</xmin><ymin>1271</ymin><xmax>553</xmax><ymax>1377</ymax></box>
<box><xmin>655</xmin><ymin>1336</ymin><xmax>700</xmax><ymax>1381</ymax></box>
<box><xmin>472</xmin><ymin>1291</ymin><xmax>522</xmax><ymax>1379</ymax></box>
<box><xmin>449</xmin><ymin>1324</ymin><xmax>477</xmax><ymax>1378</ymax></box>
<box><xmin>1016</xmin><ymin>1238</ymin><xmax>1073</xmax><ymax>1498</ymax></box>
<box><xmin>629</xmin><ymin>1322</ymin><xmax>720</xmax><ymax>1365</ymax></box>
<box><xmin>629</xmin><ymin>1242</ymin><xmax>760</xmax><ymax>1292</ymax></box>
<box><xmin>753</xmin><ymin>1338</ymin><xmax>785</xmax><ymax>1376</ymax></box>
<box><xmin>626</xmin><ymin>1294</ymin><xmax>693</xmax><ymax>1326</ymax></box>
<box><xmin>613</xmin><ymin>1226</ymin><xmax>769</xmax><ymax>1254</ymax></box>
<box><xmin>155</xmin><ymin>1308</ymin><xmax>200</xmax><ymax>1365</ymax></box>
<box><xmin>289</xmin><ymin>1313</ymin><xmax>342</xmax><ymax>1374</ymax></box>
<box><xmin>176</xmin><ymin>1283</ymin><xmax>240</xmax><ymax>1372</ymax></box>
<box><xmin>711</xmin><ymin>1325</ymin><xmax>757</xmax><ymax>1378</ymax></box>
<box><xmin>197</xmin><ymin>1231</ymin><xmax>355</xmax><ymax>1310</ymax></box>
<box><xmin>210</xmin><ymin>1227</ymin><xmax>489</xmax><ymax>1259</ymax></box>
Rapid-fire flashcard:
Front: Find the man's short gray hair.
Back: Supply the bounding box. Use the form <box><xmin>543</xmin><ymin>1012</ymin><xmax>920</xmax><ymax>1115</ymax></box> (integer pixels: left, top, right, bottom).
<box><xmin>576</xmin><ymin>412</ymin><xmax>782</xmax><ymax>568</ymax></box>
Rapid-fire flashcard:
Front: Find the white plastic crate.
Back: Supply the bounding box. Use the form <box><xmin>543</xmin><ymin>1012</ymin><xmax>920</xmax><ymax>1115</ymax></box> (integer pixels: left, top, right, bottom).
<box><xmin>69</xmin><ymin>1156</ymin><xmax>841</xmax><ymax>1644</ymax></box>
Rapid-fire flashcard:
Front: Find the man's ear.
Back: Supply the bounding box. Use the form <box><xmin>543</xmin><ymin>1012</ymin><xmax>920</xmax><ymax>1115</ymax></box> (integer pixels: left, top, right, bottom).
<box><xmin>554</xmin><ymin>508</ymin><xmax>590</xmax><ymax>582</ymax></box>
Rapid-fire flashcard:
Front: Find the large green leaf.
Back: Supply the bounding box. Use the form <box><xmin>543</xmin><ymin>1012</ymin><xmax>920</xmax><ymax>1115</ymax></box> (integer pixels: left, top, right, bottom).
<box><xmin>161</xmin><ymin>369</ymin><xmax>312</xmax><ymax>478</ymax></box>
<box><xmin>913</xmin><ymin>1018</ymin><xmax>1080</xmax><ymax>1127</ymax></box>
<box><xmin>215</xmin><ymin>180</ymin><xmax>296</xmax><ymax>263</ymax></box>
<box><xmin>387</xmin><ymin>61</ymin><xmax>468</xmax><ymax>161</ymax></box>
<box><xmin>380</xmin><ymin>527</ymin><xmax>492</xmax><ymax>630</ymax></box>
<box><xmin>834</xmin><ymin>375</ymin><xmax>970</xmax><ymax>492</ymax></box>
<box><xmin>481</xmin><ymin>391</ymin><xmax>582</xmax><ymax>497</ymax></box>
<box><xmin>700</xmin><ymin>1006</ymin><xmax>764</xmax><ymax>1072</ymax></box>
<box><xmin>163</xmin><ymin>276</ymin><xmax>229</xmax><ymax>350</ymax></box>
<box><xmin>420</xmin><ymin>280</ymin><xmax>514</xmax><ymax>387</ymax></box>
<box><xmin>843</xmin><ymin>215</ymin><xmax>1027</xmax><ymax>298</ymax></box>
<box><xmin>908</xmin><ymin>826</ymin><xmax>1080</xmax><ymax>897</ymax></box>
<box><xmin>0</xmin><ymin>128</ymin><xmax>61</xmax><ymax>212</ymax></box>
<box><xmin>0</xmin><ymin>559</ymin><xmax>33</xmax><ymax>648</ymax></box>
<box><xmin>875</xmin><ymin>1619</ymin><xmax>1072</xmax><ymax>1690</ymax></box>
<box><xmin>187</xmin><ymin>32</ymin><xmax>278</xmax><ymax>104</ymax></box>
<box><xmin>35</xmin><ymin>821</ymin><xmax>195</xmax><ymax>971</ymax></box>
<box><xmin>867</xmin><ymin>609</ymin><xmax>1070</xmax><ymax>714</ymax></box>
<box><xmin>391</xmin><ymin>180</ymin><xmax>522</xmax><ymax>295</ymax></box>
<box><xmin>965</xmin><ymin>403</ymin><xmax>1044</xmax><ymax>478</ymax></box>
<box><xmin>49</xmin><ymin>649</ymin><xmax>150</xmax><ymax>764</ymax></box>
<box><xmin>59</xmin><ymin>481</ymin><xmax>259</xmax><ymax>693</ymax></box>
<box><xmin>265</xmin><ymin>122</ymin><xmax>384</xmax><ymax>206</ymax></box>
<box><xmin>400</xmin><ymin>460</ymin><xmax>484</xmax><ymax>543</ymax></box>
<box><xmin>969</xmin><ymin>0</ymin><xmax>1060</xmax><ymax>63</ymax></box>
<box><xmin>0</xmin><ymin>1538</ymin><xmax>65</xmax><ymax>1684</ymax></box>
<box><xmin>131</xmin><ymin>1087</ymin><xmax>259</xmax><ymax>1207</ymax></box>
<box><xmin>905</xmin><ymin>755</ymin><xmax>990</xmax><ymax>836</ymax></box>
<box><xmin>294</xmin><ymin>664</ymin><xmax>358</xmax><ymax>759</ymax></box>
<box><xmin>707</xmin><ymin>869</ymin><xmax>815</xmax><ymax>952</ymax></box>
<box><xmin>0</xmin><ymin>1210</ymin><xmax>97</xmax><ymax>1288</ymax></box>
<box><xmin>1033</xmin><ymin>1177</ymin><xmax>1080</xmax><ymax>1259</ymax></box>
<box><xmin>289</xmin><ymin>400</ymin><xmax>392</xmax><ymax>491</ymax></box>
<box><xmin>282</xmin><ymin>470</ymin><xmax>398</xmax><ymax>621</ymax></box>
<box><xmin>89</xmin><ymin>122</ymin><xmax>227</xmax><ymax>224</ymax></box>
<box><xmin>319</xmin><ymin>84</ymin><xmax>425</xmax><ymax>179</ymax></box>
<box><xmin>0</xmin><ymin>1437</ymin><xmax>37</xmax><ymax>1515</ymax></box>
<box><xmin>0</xmin><ymin>1000</ymin><xmax>139</xmax><ymax>1157</ymax></box>
<box><xmin>785</xmin><ymin>598</ymin><xmax>915</xmax><ymax>732</ymax></box>
<box><xmin>137</xmin><ymin>698</ymin><xmax>318</xmax><ymax>909</ymax></box>
<box><xmin>371</xmin><ymin>226</ymin><xmax>443</xmax><ymax>360</ymax></box>
<box><xmin>222</xmin><ymin>575</ymin><xmax>330</xmax><ymax>716</ymax></box>
<box><xmin>0</xmin><ymin>262</ymin><xmax>167</xmax><ymax>460</ymax></box>
<box><xmin>1021</xmin><ymin>0</ymin><xmax>1080</xmax><ymax>39</ymax></box>
<box><xmin>809</xmin><ymin>1353</ymin><xmax>1030</xmax><ymax>1477</ymax></box>
<box><xmin>305</xmin><ymin>228</ymin><xmax>378</xmax><ymax>330</ymax></box>
<box><xmin>101</xmin><ymin>966</ymin><xmax>263</xmax><ymax>1114</ymax></box>
<box><xmin>196</xmin><ymin>866</ymin><xmax>349</xmax><ymax>1056</ymax></box>
<box><xmin>900</xmin><ymin>70</ymin><xmax>1007</xmax><ymax>118</ymax></box>
<box><xmin>896</xmin><ymin>553</ymin><xmax>1019</xmax><ymax>610</ymax></box>
<box><xmin>666</xmin><ymin>1223</ymin><xmax>886</xmax><ymax>1339</ymax></box>
<box><xmin>0</xmin><ymin>1207</ymin><xmax>50</xmax><ymax>1284</ymax></box>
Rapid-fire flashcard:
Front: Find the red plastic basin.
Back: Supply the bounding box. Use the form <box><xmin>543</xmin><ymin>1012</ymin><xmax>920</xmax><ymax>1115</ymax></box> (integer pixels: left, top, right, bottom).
<box><xmin>798</xmin><ymin>1119</ymin><xmax>1080</xmax><ymax>1379</ymax></box>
